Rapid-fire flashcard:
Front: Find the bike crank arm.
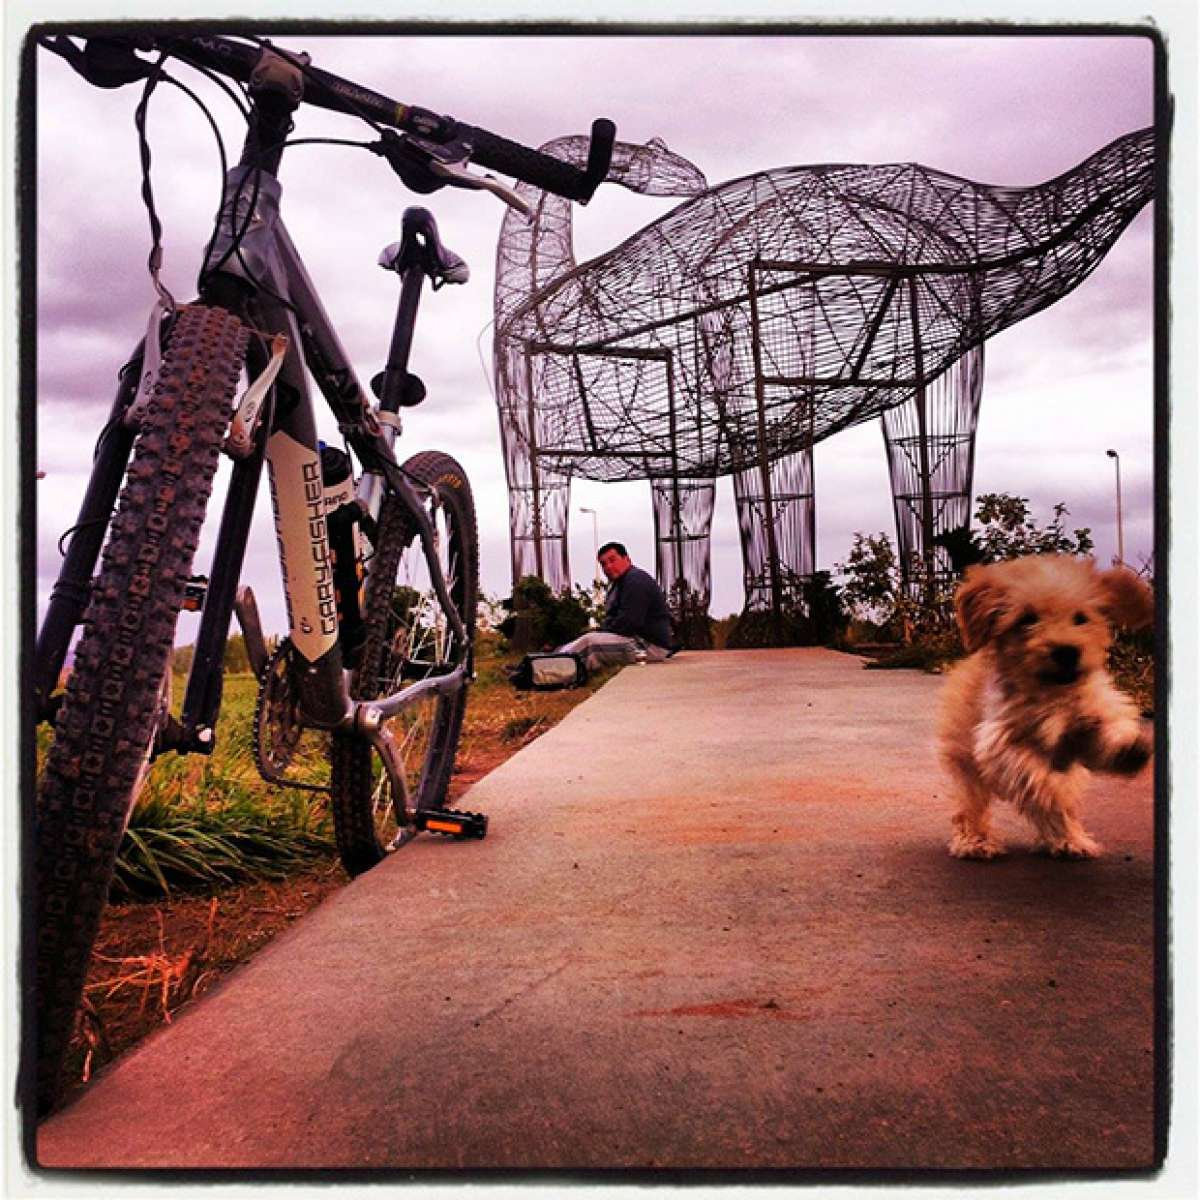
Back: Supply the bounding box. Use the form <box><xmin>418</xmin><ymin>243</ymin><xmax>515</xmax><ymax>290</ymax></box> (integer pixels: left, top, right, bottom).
<box><xmin>358</xmin><ymin>711</ymin><xmax>487</xmax><ymax>843</ymax></box>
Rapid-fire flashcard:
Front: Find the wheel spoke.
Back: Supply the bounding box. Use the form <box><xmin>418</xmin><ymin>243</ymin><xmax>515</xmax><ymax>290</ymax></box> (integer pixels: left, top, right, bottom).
<box><xmin>329</xmin><ymin>453</ymin><xmax>478</xmax><ymax>877</ymax></box>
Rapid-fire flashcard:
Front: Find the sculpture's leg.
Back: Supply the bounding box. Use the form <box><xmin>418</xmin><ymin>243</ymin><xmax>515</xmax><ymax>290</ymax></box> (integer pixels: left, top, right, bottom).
<box><xmin>651</xmin><ymin>476</ymin><xmax>717</xmax><ymax>648</ymax></box>
<box><xmin>503</xmin><ymin>463</ymin><xmax>572</xmax><ymax>593</ymax></box>
<box><xmin>881</xmin><ymin>345</ymin><xmax>984</xmax><ymax>604</ymax></box>
<box><xmin>537</xmin><ymin>471</ymin><xmax>572</xmax><ymax>594</ymax></box>
<box><xmin>498</xmin><ymin>340</ymin><xmax>572</xmax><ymax>593</ymax></box>
<box><xmin>730</xmin><ymin>448</ymin><xmax>815</xmax><ymax>646</ymax></box>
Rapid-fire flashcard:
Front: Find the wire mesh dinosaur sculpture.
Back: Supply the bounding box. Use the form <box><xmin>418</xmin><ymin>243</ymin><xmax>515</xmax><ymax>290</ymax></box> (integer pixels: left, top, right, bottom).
<box><xmin>495</xmin><ymin>126</ymin><xmax>1154</xmax><ymax>642</ymax></box>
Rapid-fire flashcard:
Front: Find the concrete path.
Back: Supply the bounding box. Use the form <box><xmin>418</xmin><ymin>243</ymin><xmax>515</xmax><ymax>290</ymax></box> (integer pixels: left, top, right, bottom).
<box><xmin>36</xmin><ymin>649</ymin><xmax>1157</xmax><ymax>1171</ymax></box>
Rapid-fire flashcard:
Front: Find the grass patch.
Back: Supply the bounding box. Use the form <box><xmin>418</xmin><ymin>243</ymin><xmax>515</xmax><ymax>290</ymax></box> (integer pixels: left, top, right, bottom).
<box><xmin>114</xmin><ymin>789</ymin><xmax>334</xmax><ymax>898</ymax></box>
<box><xmin>500</xmin><ymin>714</ymin><xmax>547</xmax><ymax>743</ymax></box>
<box><xmin>863</xmin><ymin>640</ymin><xmax>959</xmax><ymax>674</ymax></box>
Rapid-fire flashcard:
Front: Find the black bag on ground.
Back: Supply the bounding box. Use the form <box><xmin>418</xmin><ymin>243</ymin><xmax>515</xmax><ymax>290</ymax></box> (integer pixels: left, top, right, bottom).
<box><xmin>510</xmin><ymin>652</ymin><xmax>588</xmax><ymax>690</ymax></box>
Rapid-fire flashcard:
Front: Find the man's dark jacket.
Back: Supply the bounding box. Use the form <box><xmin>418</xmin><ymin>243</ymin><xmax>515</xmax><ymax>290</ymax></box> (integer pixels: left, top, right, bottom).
<box><xmin>601</xmin><ymin>565</ymin><xmax>673</xmax><ymax>650</ymax></box>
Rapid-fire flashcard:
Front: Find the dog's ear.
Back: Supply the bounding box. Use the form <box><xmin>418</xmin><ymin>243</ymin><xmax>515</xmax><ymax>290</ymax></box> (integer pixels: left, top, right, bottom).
<box><xmin>955</xmin><ymin>564</ymin><xmax>1006</xmax><ymax>652</ymax></box>
<box><xmin>1097</xmin><ymin>566</ymin><xmax>1154</xmax><ymax>630</ymax></box>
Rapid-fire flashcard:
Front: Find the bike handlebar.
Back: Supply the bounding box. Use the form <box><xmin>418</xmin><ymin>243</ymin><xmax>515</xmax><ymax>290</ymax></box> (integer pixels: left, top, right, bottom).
<box><xmin>452</xmin><ymin>119</ymin><xmax>615</xmax><ymax>204</ymax></box>
<box><xmin>41</xmin><ymin>32</ymin><xmax>616</xmax><ymax>203</ymax></box>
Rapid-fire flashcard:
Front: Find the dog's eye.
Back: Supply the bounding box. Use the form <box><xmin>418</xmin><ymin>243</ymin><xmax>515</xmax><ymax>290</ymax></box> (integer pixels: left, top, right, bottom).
<box><xmin>1016</xmin><ymin>610</ymin><xmax>1038</xmax><ymax>628</ymax></box>
<box><xmin>1073</xmin><ymin>611</ymin><xmax>1088</xmax><ymax>625</ymax></box>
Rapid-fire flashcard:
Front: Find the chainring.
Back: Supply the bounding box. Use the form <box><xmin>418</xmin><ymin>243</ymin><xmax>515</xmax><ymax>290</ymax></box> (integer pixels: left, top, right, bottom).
<box><xmin>253</xmin><ymin>639</ymin><xmax>330</xmax><ymax>793</ymax></box>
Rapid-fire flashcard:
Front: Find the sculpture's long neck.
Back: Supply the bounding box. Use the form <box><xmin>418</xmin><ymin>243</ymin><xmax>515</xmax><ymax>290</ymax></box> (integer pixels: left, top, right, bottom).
<box><xmin>494</xmin><ymin>139</ymin><xmax>589</xmax><ymax>335</ymax></box>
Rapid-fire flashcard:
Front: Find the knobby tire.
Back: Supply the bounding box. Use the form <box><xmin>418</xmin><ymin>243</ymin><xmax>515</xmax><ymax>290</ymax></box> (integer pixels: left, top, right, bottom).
<box><xmin>33</xmin><ymin>304</ymin><xmax>248</xmax><ymax>1115</ymax></box>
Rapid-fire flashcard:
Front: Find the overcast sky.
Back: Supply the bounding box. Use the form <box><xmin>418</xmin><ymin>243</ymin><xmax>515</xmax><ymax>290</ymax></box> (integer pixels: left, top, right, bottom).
<box><xmin>33</xmin><ymin>28</ymin><xmax>1157</xmax><ymax>635</ymax></box>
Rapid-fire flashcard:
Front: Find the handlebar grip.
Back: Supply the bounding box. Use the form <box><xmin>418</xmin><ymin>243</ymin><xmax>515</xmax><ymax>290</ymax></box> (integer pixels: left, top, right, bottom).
<box><xmin>454</xmin><ymin>118</ymin><xmax>615</xmax><ymax>203</ymax></box>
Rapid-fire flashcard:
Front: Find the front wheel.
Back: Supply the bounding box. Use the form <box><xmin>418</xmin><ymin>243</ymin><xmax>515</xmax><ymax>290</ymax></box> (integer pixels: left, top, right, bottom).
<box><xmin>329</xmin><ymin>451</ymin><xmax>479</xmax><ymax>877</ymax></box>
<box><xmin>33</xmin><ymin>305</ymin><xmax>248</xmax><ymax>1114</ymax></box>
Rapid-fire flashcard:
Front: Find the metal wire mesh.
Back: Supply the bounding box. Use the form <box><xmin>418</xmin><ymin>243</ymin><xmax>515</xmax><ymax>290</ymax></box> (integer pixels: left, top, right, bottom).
<box><xmin>494</xmin><ymin>127</ymin><xmax>1155</xmax><ymax>636</ymax></box>
<box><xmin>882</xmin><ymin>345</ymin><xmax>984</xmax><ymax>596</ymax></box>
<box><xmin>651</xmin><ymin>478</ymin><xmax>717</xmax><ymax>647</ymax></box>
<box><xmin>495</xmin><ymin>136</ymin><xmax>708</xmax><ymax>591</ymax></box>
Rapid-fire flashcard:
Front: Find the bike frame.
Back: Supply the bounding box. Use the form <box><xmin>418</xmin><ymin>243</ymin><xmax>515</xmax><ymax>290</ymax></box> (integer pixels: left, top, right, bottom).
<box><xmin>35</xmin><ymin>67</ymin><xmax>470</xmax><ymax>767</ymax></box>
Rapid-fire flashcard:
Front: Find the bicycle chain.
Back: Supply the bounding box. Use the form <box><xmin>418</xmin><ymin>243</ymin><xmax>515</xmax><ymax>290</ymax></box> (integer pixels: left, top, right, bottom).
<box><xmin>252</xmin><ymin>639</ymin><xmax>330</xmax><ymax>794</ymax></box>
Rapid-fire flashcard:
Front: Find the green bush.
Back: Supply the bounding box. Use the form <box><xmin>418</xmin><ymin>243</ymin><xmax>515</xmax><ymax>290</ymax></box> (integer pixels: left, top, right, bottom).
<box><xmin>837</xmin><ymin>494</ymin><xmax>1102</xmax><ymax>670</ymax></box>
<box><xmin>494</xmin><ymin>576</ymin><xmax>599</xmax><ymax>652</ymax></box>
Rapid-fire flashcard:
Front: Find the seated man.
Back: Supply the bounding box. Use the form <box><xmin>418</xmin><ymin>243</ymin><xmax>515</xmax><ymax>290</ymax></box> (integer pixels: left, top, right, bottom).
<box><xmin>558</xmin><ymin>541</ymin><xmax>675</xmax><ymax>672</ymax></box>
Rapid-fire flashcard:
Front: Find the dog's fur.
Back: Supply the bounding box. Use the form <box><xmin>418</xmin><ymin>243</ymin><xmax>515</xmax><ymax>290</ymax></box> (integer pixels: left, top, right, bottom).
<box><xmin>938</xmin><ymin>555</ymin><xmax>1153</xmax><ymax>859</ymax></box>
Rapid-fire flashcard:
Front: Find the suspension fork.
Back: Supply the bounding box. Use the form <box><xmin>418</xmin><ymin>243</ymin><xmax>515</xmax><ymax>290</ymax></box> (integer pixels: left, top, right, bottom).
<box><xmin>33</xmin><ymin>344</ymin><xmax>145</xmax><ymax>718</ymax></box>
<box><xmin>176</xmin><ymin>290</ymin><xmax>277</xmax><ymax>750</ymax></box>
<box><xmin>192</xmin><ymin>56</ymin><xmax>351</xmax><ymax>734</ymax></box>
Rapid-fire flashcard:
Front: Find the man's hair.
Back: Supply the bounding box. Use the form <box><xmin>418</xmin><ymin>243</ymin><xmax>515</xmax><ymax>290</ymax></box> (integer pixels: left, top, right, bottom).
<box><xmin>597</xmin><ymin>541</ymin><xmax>628</xmax><ymax>560</ymax></box>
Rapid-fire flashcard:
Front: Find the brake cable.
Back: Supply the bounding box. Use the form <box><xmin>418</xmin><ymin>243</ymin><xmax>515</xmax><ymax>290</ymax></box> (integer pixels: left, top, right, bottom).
<box><xmin>132</xmin><ymin>51</ymin><xmax>177</xmax><ymax>312</ymax></box>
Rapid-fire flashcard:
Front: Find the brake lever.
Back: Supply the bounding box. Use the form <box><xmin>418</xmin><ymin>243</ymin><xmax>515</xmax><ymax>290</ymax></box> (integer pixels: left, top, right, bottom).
<box><xmin>371</xmin><ymin>129</ymin><xmax>532</xmax><ymax>218</ymax></box>
<box><xmin>429</xmin><ymin>160</ymin><xmax>533</xmax><ymax>219</ymax></box>
<box><xmin>41</xmin><ymin>34</ymin><xmax>155</xmax><ymax>88</ymax></box>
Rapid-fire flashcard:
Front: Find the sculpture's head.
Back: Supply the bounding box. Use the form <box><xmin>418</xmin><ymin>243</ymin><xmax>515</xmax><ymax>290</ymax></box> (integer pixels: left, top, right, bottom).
<box><xmin>537</xmin><ymin>134</ymin><xmax>707</xmax><ymax>199</ymax></box>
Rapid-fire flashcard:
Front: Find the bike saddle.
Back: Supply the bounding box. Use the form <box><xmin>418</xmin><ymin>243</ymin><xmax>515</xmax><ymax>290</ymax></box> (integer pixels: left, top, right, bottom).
<box><xmin>378</xmin><ymin>207</ymin><xmax>469</xmax><ymax>287</ymax></box>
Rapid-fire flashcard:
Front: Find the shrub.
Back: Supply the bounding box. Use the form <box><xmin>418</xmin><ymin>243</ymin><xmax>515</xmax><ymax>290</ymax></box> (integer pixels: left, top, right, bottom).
<box><xmin>971</xmin><ymin>493</ymin><xmax>1094</xmax><ymax>563</ymax></box>
<box><xmin>837</xmin><ymin>532</ymin><xmax>902</xmax><ymax>634</ymax></box>
<box><xmin>723</xmin><ymin>572</ymin><xmax>847</xmax><ymax>649</ymax></box>
<box><xmin>838</xmin><ymin>494</ymin><xmax>1101</xmax><ymax>669</ymax></box>
<box><xmin>494</xmin><ymin>576</ymin><xmax>599</xmax><ymax>652</ymax></box>
<box><xmin>1107</xmin><ymin>625</ymin><xmax>1155</xmax><ymax>716</ymax></box>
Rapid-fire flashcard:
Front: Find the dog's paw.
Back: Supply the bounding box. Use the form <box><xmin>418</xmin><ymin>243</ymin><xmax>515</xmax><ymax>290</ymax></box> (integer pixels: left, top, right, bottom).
<box><xmin>1109</xmin><ymin>727</ymin><xmax>1153</xmax><ymax>776</ymax></box>
<box><xmin>1051</xmin><ymin>719</ymin><xmax>1100</xmax><ymax>771</ymax></box>
<box><xmin>1042</xmin><ymin>833</ymin><xmax>1102</xmax><ymax>859</ymax></box>
<box><xmin>949</xmin><ymin>831</ymin><xmax>1007</xmax><ymax>860</ymax></box>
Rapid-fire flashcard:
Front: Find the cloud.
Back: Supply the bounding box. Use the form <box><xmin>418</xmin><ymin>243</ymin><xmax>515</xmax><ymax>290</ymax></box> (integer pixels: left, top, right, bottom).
<box><xmin>32</xmin><ymin>29</ymin><xmax>1156</xmax><ymax>641</ymax></box>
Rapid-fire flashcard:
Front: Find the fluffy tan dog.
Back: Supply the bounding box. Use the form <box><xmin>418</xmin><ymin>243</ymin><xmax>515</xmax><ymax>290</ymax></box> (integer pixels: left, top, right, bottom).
<box><xmin>938</xmin><ymin>555</ymin><xmax>1153</xmax><ymax>859</ymax></box>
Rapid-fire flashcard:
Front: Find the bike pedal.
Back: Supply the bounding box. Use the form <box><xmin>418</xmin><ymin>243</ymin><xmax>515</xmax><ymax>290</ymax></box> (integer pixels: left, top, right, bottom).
<box><xmin>414</xmin><ymin>808</ymin><xmax>488</xmax><ymax>839</ymax></box>
<box><xmin>182</xmin><ymin>574</ymin><xmax>209</xmax><ymax>612</ymax></box>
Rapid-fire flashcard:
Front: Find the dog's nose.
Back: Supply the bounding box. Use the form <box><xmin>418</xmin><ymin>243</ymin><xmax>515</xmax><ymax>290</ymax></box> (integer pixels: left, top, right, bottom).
<box><xmin>1050</xmin><ymin>644</ymin><xmax>1080</xmax><ymax>673</ymax></box>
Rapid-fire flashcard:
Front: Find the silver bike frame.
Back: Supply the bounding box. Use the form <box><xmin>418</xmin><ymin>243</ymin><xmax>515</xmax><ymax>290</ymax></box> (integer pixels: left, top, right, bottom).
<box><xmin>211</xmin><ymin>166</ymin><xmax>469</xmax><ymax>739</ymax></box>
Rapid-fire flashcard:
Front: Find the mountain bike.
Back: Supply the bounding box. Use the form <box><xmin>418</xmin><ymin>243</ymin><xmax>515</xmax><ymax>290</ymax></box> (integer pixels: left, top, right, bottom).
<box><xmin>30</xmin><ymin>30</ymin><xmax>615</xmax><ymax>1114</ymax></box>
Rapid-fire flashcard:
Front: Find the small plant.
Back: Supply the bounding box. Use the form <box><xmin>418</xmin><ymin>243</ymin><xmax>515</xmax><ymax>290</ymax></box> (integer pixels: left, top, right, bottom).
<box><xmin>494</xmin><ymin>576</ymin><xmax>599</xmax><ymax>652</ymax></box>
<box><xmin>837</xmin><ymin>494</ymin><xmax>1106</xmax><ymax>675</ymax></box>
<box><xmin>112</xmin><ymin>787</ymin><xmax>335</xmax><ymax>898</ymax></box>
<box><xmin>500</xmin><ymin>714</ymin><xmax>546</xmax><ymax>743</ymax></box>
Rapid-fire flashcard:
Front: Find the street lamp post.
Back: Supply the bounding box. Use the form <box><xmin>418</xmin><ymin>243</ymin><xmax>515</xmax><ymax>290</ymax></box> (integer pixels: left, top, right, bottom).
<box><xmin>1105</xmin><ymin>449</ymin><xmax>1124</xmax><ymax>567</ymax></box>
<box><xmin>579</xmin><ymin>507</ymin><xmax>600</xmax><ymax>583</ymax></box>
